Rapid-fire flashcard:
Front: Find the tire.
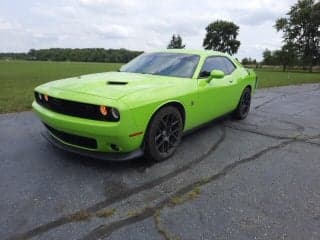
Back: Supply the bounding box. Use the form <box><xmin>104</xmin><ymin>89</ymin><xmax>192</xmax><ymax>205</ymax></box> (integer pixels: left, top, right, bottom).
<box><xmin>233</xmin><ymin>87</ymin><xmax>251</xmax><ymax>120</ymax></box>
<box><xmin>144</xmin><ymin>106</ymin><xmax>183</xmax><ymax>162</ymax></box>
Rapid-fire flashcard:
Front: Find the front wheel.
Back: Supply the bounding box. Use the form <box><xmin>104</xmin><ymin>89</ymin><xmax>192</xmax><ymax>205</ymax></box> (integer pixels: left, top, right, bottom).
<box><xmin>233</xmin><ymin>87</ymin><xmax>251</xmax><ymax>120</ymax></box>
<box><xmin>144</xmin><ymin>106</ymin><xmax>183</xmax><ymax>162</ymax></box>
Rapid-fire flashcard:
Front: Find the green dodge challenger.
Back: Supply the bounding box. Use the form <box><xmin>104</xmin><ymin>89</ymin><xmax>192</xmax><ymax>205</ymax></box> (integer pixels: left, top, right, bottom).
<box><xmin>33</xmin><ymin>50</ymin><xmax>257</xmax><ymax>162</ymax></box>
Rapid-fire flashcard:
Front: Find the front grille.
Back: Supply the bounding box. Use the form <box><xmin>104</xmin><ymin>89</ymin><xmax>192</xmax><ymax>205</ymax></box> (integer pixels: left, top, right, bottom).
<box><xmin>44</xmin><ymin>124</ymin><xmax>97</xmax><ymax>149</ymax></box>
<box><xmin>34</xmin><ymin>92</ymin><xmax>109</xmax><ymax>121</ymax></box>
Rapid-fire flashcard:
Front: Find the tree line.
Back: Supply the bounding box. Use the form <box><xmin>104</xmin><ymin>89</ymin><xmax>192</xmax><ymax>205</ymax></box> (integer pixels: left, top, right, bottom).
<box><xmin>0</xmin><ymin>48</ymin><xmax>142</xmax><ymax>63</ymax></box>
<box><xmin>249</xmin><ymin>0</ymin><xmax>319</xmax><ymax>72</ymax></box>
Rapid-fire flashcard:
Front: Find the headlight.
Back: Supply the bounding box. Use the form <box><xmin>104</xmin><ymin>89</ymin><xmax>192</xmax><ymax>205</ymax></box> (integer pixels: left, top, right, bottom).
<box><xmin>111</xmin><ymin>108</ymin><xmax>120</xmax><ymax>120</ymax></box>
<box><xmin>99</xmin><ymin>105</ymin><xmax>120</xmax><ymax>121</ymax></box>
<box><xmin>100</xmin><ymin>106</ymin><xmax>108</xmax><ymax>116</ymax></box>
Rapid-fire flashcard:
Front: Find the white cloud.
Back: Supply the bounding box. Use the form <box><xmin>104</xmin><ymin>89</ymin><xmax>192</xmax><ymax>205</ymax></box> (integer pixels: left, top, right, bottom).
<box><xmin>78</xmin><ymin>0</ymin><xmax>135</xmax><ymax>7</ymax></box>
<box><xmin>0</xmin><ymin>0</ymin><xmax>297</xmax><ymax>60</ymax></box>
<box><xmin>93</xmin><ymin>24</ymin><xmax>132</xmax><ymax>38</ymax></box>
<box><xmin>0</xmin><ymin>18</ymin><xmax>13</xmax><ymax>30</ymax></box>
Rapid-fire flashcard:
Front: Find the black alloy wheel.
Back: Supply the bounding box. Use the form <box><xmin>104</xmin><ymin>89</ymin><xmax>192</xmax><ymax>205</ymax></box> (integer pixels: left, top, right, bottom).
<box><xmin>233</xmin><ymin>87</ymin><xmax>251</xmax><ymax>120</ymax></box>
<box><xmin>145</xmin><ymin>106</ymin><xmax>183</xmax><ymax>162</ymax></box>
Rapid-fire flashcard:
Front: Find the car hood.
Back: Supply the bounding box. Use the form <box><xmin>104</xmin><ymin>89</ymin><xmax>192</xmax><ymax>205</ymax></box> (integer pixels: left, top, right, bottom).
<box><xmin>42</xmin><ymin>72</ymin><xmax>184</xmax><ymax>100</ymax></box>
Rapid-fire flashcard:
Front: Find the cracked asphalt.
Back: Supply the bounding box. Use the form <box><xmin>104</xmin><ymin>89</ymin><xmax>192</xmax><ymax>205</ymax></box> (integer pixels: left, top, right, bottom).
<box><xmin>1</xmin><ymin>84</ymin><xmax>320</xmax><ymax>240</ymax></box>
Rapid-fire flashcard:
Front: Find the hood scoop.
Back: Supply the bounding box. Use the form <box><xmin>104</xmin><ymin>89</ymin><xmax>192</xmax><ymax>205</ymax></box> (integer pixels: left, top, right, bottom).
<box><xmin>107</xmin><ymin>81</ymin><xmax>128</xmax><ymax>85</ymax></box>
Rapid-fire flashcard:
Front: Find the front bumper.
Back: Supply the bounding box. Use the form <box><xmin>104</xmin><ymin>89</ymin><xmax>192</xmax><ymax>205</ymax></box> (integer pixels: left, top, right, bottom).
<box><xmin>32</xmin><ymin>101</ymin><xmax>144</xmax><ymax>155</ymax></box>
<box><xmin>42</xmin><ymin>131</ymin><xmax>143</xmax><ymax>161</ymax></box>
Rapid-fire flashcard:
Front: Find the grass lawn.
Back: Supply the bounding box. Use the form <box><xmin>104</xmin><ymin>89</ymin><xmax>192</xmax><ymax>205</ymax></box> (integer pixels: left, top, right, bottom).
<box><xmin>254</xmin><ymin>68</ymin><xmax>320</xmax><ymax>88</ymax></box>
<box><xmin>0</xmin><ymin>60</ymin><xmax>319</xmax><ymax>113</ymax></box>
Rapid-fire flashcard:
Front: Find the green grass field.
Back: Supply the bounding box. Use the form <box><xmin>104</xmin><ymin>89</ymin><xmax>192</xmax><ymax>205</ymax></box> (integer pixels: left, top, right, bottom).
<box><xmin>254</xmin><ymin>68</ymin><xmax>320</xmax><ymax>88</ymax></box>
<box><xmin>0</xmin><ymin>60</ymin><xmax>319</xmax><ymax>113</ymax></box>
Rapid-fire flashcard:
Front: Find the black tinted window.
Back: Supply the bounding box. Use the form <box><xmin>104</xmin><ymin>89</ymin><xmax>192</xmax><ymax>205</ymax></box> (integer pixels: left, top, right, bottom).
<box><xmin>223</xmin><ymin>58</ymin><xmax>236</xmax><ymax>74</ymax></box>
<box><xmin>199</xmin><ymin>56</ymin><xmax>236</xmax><ymax>77</ymax></box>
<box><xmin>200</xmin><ymin>57</ymin><xmax>225</xmax><ymax>77</ymax></box>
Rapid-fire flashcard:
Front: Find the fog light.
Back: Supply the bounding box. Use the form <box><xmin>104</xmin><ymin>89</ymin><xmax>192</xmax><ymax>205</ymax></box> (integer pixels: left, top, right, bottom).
<box><xmin>110</xmin><ymin>144</ymin><xmax>120</xmax><ymax>152</ymax></box>
<box><xmin>100</xmin><ymin>105</ymin><xmax>108</xmax><ymax>116</ymax></box>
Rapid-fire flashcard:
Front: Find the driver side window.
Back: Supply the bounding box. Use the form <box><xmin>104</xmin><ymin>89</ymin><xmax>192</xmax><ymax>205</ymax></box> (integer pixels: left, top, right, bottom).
<box><xmin>199</xmin><ymin>57</ymin><xmax>229</xmax><ymax>78</ymax></box>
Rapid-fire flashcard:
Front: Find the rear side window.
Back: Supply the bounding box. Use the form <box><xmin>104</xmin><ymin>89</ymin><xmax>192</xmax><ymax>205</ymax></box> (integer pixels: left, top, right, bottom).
<box><xmin>199</xmin><ymin>56</ymin><xmax>236</xmax><ymax>77</ymax></box>
<box><xmin>199</xmin><ymin>57</ymin><xmax>225</xmax><ymax>77</ymax></box>
<box><xmin>222</xmin><ymin>58</ymin><xmax>236</xmax><ymax>74</ymax></box>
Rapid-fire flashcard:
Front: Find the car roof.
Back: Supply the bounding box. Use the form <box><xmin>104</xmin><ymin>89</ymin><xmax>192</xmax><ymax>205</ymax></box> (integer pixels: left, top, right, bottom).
<box><xmin>155</xmin><ymin>49</ymin><xmax>230</xmax><ymax>58</ymax></box>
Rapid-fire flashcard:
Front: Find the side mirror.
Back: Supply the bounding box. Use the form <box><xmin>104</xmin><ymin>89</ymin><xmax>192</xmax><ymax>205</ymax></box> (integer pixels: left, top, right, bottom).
<box><xmin>207</xmin><ymin>70</ymin><xmax>224</xmax><ymax>82</ymax></box>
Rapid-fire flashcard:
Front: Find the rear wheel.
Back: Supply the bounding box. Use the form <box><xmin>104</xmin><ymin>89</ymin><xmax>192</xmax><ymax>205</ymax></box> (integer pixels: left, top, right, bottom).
<box><xmin>144</xmin><ymin>106</ymin><xmax>183</xmax><ymax>162</ymax></box>
<box><xmin>233</xmin><ymin>87</ymin><xmax>251</xmax><ymax>120</ymax></box>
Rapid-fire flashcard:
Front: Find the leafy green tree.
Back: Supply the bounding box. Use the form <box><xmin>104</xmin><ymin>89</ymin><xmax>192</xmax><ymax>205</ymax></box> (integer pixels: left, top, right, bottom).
<box><xmin>279</xmin><ymin>43</ymin><xmax>299</xmax><ymax>71</ymax></box>
<box><xmin>241</xmin><ymin>58</ymin><xmax>249</xmax><ymax>65</ymax></box>
<box><xmin>262</xmin><ymin>46</ymin><xmax>299</xmax><ymax>71</ymax></box>
<box><xmin>262</xmin><ymin>49</ymin><xmax>273</xmax><ymax>65</ymax></box>
<box><xmin>167</xmin><ymin>34</ymin><xmax>186</xmax><ymax>49</ymax></box>
<box><xmin>241</xmin><ymin>57</ymin><xmax>257</xmax><ymax>65</ymax></box>
<box><xmin>203</xmin><ymin>20</ymin><xmax>240</xmax><ymax>55</ymax></box>
<box><xmin>275</xmin><ymin>0</ymin><xmax>320</xmax><ymax>72</ymax></box>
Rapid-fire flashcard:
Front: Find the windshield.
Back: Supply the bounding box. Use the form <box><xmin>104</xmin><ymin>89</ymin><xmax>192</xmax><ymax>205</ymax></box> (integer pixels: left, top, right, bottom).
<box><xmin>120</xmin><ymin>53</ymin><xmax>200</xmax><ymax>78</ymax></box>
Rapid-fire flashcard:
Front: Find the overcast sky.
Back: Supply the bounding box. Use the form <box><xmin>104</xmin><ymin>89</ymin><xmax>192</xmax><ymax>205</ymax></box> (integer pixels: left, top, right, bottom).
<box><xmin>0</xmin><ymin>0</ymin><xmax>296</xmax><ymax>60</ymax></box>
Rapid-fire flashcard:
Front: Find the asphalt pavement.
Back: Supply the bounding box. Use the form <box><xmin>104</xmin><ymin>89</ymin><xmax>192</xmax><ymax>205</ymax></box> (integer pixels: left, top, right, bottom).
<box><xmin>1</xmin><ymin>84</ymin><xmax>320</xmax><ymax>240</ymax></box>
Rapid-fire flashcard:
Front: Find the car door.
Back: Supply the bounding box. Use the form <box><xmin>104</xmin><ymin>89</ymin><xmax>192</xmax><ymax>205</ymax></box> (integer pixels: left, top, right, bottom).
<box><xmin>197</xmin><ymin>56</ymin><xmax>239</xmax><ymax>123</ymax></box>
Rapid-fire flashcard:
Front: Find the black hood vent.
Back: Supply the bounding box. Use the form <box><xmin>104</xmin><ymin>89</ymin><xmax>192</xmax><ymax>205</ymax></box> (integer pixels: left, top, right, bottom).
<box><xmin>107</xmin><ymin>81</ymin><xmax>128</xmax><ymax>85</ymax></box>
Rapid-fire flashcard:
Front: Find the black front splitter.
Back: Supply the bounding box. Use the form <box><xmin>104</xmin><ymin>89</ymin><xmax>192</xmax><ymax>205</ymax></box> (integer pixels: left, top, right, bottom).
<box><xmin>42</xmin><ymin>131</ymin><xmax>144</xmax><ymax>161</ymax></box>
